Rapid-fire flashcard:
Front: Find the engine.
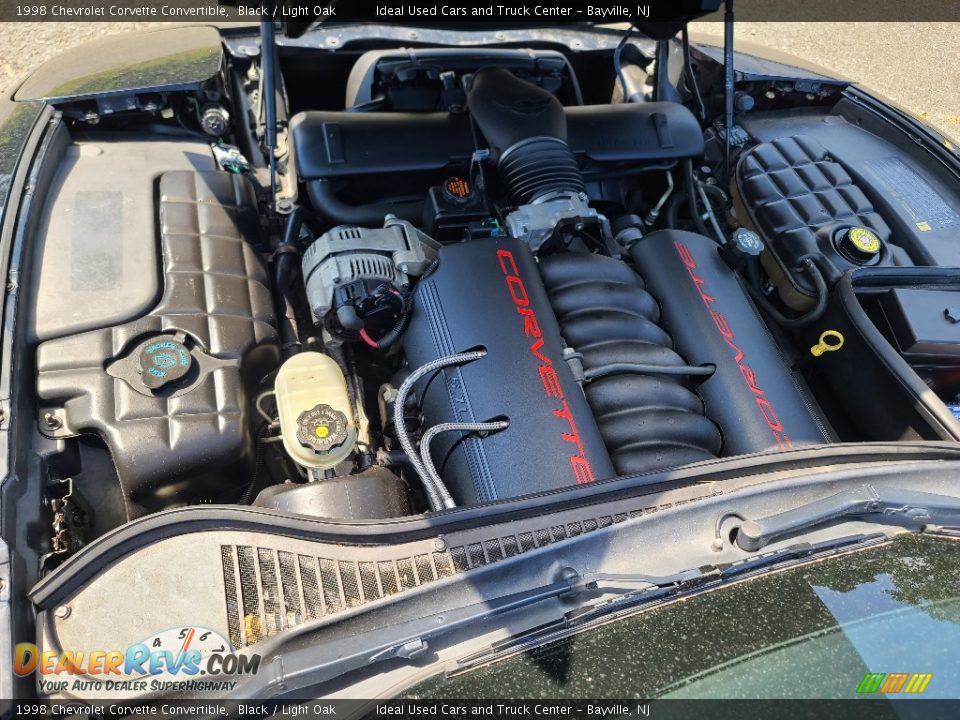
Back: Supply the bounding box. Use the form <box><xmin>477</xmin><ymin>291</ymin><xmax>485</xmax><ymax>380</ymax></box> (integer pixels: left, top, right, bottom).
<box><xmin>32</xmin><ymin>58</ymin><xmax>843</xmax><ymax>552</ymax></box>
<box><xmin>276</xmin><ymin>68</ymin><xmax>829</xmax><ymax>511</ymax></box>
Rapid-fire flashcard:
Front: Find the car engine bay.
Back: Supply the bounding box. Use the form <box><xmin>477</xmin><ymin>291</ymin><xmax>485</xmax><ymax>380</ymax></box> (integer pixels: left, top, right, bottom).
<box><xmin>18</xmin><ymin>26</ymin><xmax>960</xmax><ymax>587</ymax></box>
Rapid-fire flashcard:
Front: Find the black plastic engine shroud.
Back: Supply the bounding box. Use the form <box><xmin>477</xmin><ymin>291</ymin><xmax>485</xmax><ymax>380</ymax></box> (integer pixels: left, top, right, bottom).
<box><xmin>403</xmin><ymin>238</ymin><xmax>615</xmax><ymax>506</ymax></box>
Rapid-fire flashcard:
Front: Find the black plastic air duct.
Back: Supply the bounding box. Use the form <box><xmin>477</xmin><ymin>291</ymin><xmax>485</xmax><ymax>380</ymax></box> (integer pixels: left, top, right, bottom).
<box><xmin>467</xmin><ymin>68</ymin><xmax>584</xmax><ymax>203</ymax></box>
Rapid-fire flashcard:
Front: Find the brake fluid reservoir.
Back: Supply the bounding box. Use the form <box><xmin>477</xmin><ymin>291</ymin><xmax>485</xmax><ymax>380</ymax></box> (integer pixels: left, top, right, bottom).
<box><xmin>274</xmin><ymin>352</ymin><xmax>356</xmax><ymax>471</ymax></box>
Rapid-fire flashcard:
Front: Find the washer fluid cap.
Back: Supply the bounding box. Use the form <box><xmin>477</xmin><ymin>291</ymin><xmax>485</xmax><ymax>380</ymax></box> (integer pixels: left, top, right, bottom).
<box><xmin>138</xmin><ymin>338</ymin><xmax>192</xmax><ymax>390</ymax></box>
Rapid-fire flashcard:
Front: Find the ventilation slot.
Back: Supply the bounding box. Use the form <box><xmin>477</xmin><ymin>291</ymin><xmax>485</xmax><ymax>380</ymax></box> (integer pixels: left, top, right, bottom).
<box><xmin>344</xmin><ymin>253</ymin><xmax>395</xmax><ymax>283</ymax></box>
<box><xmin>221</xmin><ymin>513</ymin><xmax>625</xmax><ymax>646</ymax></box>
<box><xmin>335</xmin><ymin>227</ymin><xmax>363</xmax><ymax>242</ymax></box>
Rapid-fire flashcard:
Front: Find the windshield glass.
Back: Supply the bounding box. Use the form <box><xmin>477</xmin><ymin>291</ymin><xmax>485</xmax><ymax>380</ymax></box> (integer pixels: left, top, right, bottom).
<box><xmin>406</xmin><ymin>535</ymin><xmax>960</xmax><ymax>699</ymax></box>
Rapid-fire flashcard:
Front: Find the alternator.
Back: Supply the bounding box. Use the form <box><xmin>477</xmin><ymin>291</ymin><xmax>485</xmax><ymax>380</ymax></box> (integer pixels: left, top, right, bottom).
<box><xmin>302</xmin><ymin>216</ymin><xmax>439</xmax><ymax>329</ymax></box>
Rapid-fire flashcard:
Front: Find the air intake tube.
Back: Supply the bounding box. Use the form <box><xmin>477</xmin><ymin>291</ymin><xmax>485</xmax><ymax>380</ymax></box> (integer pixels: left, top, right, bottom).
<box><xmin>467</xmin><ymin>68</ymin><xmax>584</xmax><ymax>203</ymax></box>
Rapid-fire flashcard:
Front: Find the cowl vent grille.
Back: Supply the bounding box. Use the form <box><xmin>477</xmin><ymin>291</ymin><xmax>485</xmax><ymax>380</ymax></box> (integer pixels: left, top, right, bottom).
<box><xmin>220</xmin><ymin>513</ymin><xmax>627</xmax><ymax>647</ymax></box>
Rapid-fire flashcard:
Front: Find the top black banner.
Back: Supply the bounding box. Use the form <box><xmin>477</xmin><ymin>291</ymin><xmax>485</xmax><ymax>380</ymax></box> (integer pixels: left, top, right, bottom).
<box><xmin>0</xmin><ymin>0</ymin><xmax>958</xmax><ymax>23</ymax></box>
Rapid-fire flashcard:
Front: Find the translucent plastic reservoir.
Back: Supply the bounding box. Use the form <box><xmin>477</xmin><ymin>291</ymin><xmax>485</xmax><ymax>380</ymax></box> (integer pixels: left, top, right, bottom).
<box><xmin>274</xmin><ymin>352</ymin><xmax>356</xmax><ymax>471</ymax></box>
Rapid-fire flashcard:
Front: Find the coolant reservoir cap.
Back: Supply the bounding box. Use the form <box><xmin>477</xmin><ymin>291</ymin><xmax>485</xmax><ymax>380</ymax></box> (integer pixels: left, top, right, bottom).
<box><xmin>837</xmin><ymin>226</ymin><xmax>882</xmax><ymax>264</ymax></box>
<box><xmin>296</xmin><ymin>404</ymin><xmax>349</xmax><ymax>454</ymax></box>
<box><xmin>731</xmin><ymin>228</ymin><xmax>764</xmax><ymax>256</ymax></box>
<box><xmin>138</xmin><ymin>338</ymin><xmax>192</xmax><ymax>390</ymax></box>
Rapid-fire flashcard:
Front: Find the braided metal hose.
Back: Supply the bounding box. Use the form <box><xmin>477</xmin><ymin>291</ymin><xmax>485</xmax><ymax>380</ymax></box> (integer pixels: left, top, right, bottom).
<box><xmin>420</xmin><ymin>421</ymin><xmax>510</xmax><ymax>509</ymax></box>
<box><xmin>393</xmin><ymin>350</ymin><xmax>487</xmax><ymax>511</ymax></box>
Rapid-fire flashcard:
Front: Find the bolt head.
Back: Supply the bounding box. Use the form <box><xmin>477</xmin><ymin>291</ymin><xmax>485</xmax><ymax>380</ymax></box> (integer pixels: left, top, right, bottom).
<box><xmin>558</xmin><ymin>566</ymin><xmax>579</xmax><ymax>583</ymax></box>
<box><xmin>54</xmin><ymin>605</ymin><xmax>71</xmax><ymax>620</ymax></box>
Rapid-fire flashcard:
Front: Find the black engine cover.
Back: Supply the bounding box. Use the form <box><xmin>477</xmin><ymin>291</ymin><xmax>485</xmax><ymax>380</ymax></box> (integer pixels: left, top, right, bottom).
<box><xmin>403</xmin><ymin>238</ymin><xmax>614</xmax><ymax>505</ymax></box>
<box><xmin>631</xmin><ymin>230</ymin><xmax>830</xmax><ymax>454</ymax></box>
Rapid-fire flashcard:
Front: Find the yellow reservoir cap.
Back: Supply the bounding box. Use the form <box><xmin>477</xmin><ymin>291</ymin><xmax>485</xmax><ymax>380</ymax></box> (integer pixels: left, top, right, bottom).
<box><xmin>849</xmin><ymin>227</ymin><xmax>881</xmax><ymax>253</ymax></box>
<box><xmin>274</xmin><ymin>352</ymin><xmax>356</xmax><ymax>471</ymax></box>
<box><xmin>838</xmin><ymin>226</ymin><xmax>882</xmax><ymax>264</ymax></box>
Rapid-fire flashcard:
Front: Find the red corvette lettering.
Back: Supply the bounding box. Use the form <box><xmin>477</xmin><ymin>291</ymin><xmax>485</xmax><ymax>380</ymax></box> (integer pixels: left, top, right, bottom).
<box><xmin>506</xmin><ymin>275</ymin><xmax>529</xmax><ymax>306</ymax></box>
<box><xmin>497</xmin><ymin>249</ymin><xmax>596</xmax><ymax>484</ymax></box>
<box><xmin>539</xmin><ymin>365</ymin><xmax>563</xmax><ymax>398</ymax></box>
<box><xmin>674</xmin><ymin>241</ymin><xmax>793</xmax><ymax>450</ymax></box>
<box><xmin>516</xmin><ymin>306</ymin><xmax>541</xmax><ymax>337</ymax></box>
<box><xmin>529</xmin><ymin>336</ymin><xmax>551</xmax><ymax>366</ymax></box>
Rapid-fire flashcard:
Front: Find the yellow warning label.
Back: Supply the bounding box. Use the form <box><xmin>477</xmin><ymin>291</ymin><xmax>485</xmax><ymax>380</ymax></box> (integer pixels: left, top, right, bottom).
<box><xmin>917</xmin><ymin>221</ymin><xmax>932</xmax><ymax>232</ymax></box>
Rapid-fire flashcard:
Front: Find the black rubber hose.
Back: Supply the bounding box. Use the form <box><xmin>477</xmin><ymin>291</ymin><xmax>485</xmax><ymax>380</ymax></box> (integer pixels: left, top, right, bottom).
<box><xmin>683</xmin><ymin>159</ymin><xmax>712</xmax><ymax>238</ymax></box>
<box><xmin>272</xmin><ymin>254</ymin><xmax>300</xmax><ymax>355</ymax></box>
<box><xmin>238</xmin><ymin>423</ymin><xmax>271</xmax><ymax>505</ymax></box>
<box><xmin>664</xmin><ymin>190</ymin><xmax>688</xmax><ymax>230</ymax></box>
<box><xmin>746</xmin><ymin>257</ymin><xmax>829</xmax><ymax>328</ymax></box>
<box><xmin>665</xmin><ymin>185</ymin><xmax>728</xmax><ymax>233</ymax></box>
<box><xmin>308</xmin><ymin>179</ymin><xmax>424</xmax><ymax>226</ymax></box>
<box><xmin>272</xmin><ymin>208</ymin><xmax>306</xmax><ymax>356</ymax></box>
<box><xmin>282</xmin><ymin>205</ymin><xmax>306</xmax><ymax>247</ymax></box>
<box><xmin>702</xmin><ymin>184</ymin><xmax>728</xmax><ymax>206</ymax></box>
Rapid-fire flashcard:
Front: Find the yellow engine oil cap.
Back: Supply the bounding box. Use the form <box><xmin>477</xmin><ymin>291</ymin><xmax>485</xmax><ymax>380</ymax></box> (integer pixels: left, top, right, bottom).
<box><xmin>837</xmin><ymin>226</ymin><xmax>882</xmax><ymax>264</ymax></box>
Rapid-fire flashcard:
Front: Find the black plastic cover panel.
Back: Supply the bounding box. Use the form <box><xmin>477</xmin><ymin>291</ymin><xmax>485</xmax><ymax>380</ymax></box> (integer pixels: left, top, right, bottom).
<box><xmin>344</xmin><ymin>48</ymin><xmax>579</xmax><ymax>109</ymax></box>
<box><xmin>27</xmin><ymin>136</ymin><xmax>218</xmax><ymax>342</ymax></box>
<box><xmin>15</xmin><ymin>26</ymin><xmax>222</xmax><ymax>102</ymax></box>
<box><xmin>403</xmin><ymin>238</ymin><xmax>614</xmax><ymax>505</ymax></box>
<box><xmin>631</xmin><ymin>230</ymin><xmax>830</xmax><ymax>455</ymax></box>
<box><xmin>737</xmin><ymin>135</ymin><xmax>908</xmax><ymax>296</ymax></box>
<box><xmin>290</xmin><ymin>102</ymin><xmax>704</xmax><ymax>181</ymax></box>
<box><xmin>36</xmin><ymin>171</ymin><xmax>278</xmax><ymax>499</ymax></box>
<box><xmin>880</xmin><ymin>288</ymin><xmax>960</xmax><ymax>361</ymax></box>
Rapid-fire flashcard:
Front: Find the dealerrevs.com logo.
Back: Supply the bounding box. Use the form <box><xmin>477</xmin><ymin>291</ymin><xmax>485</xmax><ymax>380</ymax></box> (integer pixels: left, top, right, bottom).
<box><xmin>14</xmin><ymin>626</ymin><xmax>261</xmax><ymax>695</ymax></box>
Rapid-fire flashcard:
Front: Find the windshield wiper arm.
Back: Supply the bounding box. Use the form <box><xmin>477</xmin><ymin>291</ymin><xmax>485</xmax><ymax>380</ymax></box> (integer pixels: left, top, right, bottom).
<box><xmin>453</xmin><ymin>533</ymin><xmax>884</xmax><ymax>675</ymax></box>
<box><xmin>735</xmin><ymin>484</ymin><xmax>960</xmax><ymax>551</ymax></box>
